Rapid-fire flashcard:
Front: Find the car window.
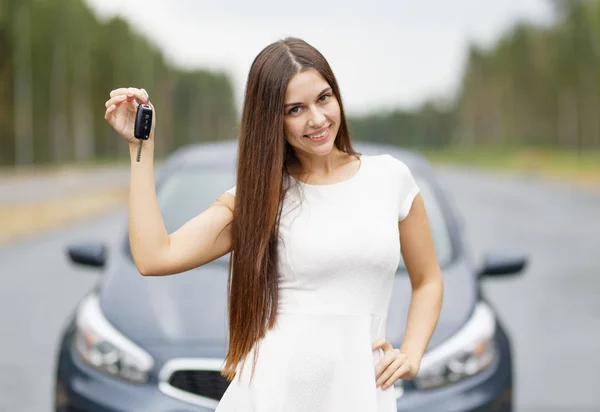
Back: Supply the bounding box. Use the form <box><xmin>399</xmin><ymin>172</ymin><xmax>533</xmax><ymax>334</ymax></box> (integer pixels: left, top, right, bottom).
<box><xmin>145</xmin><ymin>169</ymin><xmax>453</xmax><ymax>269</ymax></box>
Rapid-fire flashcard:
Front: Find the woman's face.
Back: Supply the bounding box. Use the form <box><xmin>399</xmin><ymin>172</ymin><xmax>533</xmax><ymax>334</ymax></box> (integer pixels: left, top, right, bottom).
<box><xmin>283</xmin><ymin>69</ymin><xmax>341</xmax><ymax>158</ymax></box>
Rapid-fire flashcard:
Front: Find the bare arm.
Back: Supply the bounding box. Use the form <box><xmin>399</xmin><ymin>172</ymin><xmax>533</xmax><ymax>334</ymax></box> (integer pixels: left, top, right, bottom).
<box><xmin>127</xmin><ymin>138</ymin><xmax>235</xmax><ymax>276</ymax></box>
<box><xmin>105</xmin><ymin>86</ymin><xmax>235</xmax><ymax>276</ymax></box>
<box><xmin>397</xmin><ymin>193</ymin><xmax>444</xmax><ymax>375</ymax></box>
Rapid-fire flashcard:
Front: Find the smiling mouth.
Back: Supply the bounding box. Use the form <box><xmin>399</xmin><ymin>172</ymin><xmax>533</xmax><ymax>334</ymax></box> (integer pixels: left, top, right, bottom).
<box><xmin>304</xmin><ymin>125</ymin><xmax>330</xmax><ymax>139</ymax></box>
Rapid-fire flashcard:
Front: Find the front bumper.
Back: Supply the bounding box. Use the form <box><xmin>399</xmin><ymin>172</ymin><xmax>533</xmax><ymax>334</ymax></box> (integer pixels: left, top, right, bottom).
<box><xmin>55</xmin><ymin>319</ymin><xmax>513</xmax><ymax>412</ymax></box>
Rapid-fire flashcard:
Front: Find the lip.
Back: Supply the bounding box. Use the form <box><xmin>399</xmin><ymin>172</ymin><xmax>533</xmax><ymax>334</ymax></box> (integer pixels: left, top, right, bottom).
<box><xmin>304</xmin><ymin>124</ymin><xmax>330</xmax><ymax>138</ymax></box>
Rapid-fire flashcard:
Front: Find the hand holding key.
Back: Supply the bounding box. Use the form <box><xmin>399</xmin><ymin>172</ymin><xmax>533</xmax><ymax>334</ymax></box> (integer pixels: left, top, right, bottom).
<box><xmin>104</xmin><ymin>87</ymin><xmax>155</xmax><ymax>145</ymax></box>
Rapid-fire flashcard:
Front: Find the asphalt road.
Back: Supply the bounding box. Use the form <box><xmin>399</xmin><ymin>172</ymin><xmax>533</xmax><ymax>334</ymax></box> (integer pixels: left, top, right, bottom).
<box><xmin>0</xmin><ymin>207</ymin><xmax>127</xmax><ymax>412</ymax></box>
<box><xmin>0</xmin><ymin>166</ymin><xmax>598</xmax><ymax>411</ymax></box>
<box><xmin>435</xmin><ymin>166</ymin><xmax>600</xmax><ymax>412</ymax></box>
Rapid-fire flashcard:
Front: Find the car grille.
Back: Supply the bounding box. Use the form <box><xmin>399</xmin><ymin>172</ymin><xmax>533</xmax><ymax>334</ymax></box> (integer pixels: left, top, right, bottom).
<box><xmin>65</xmin><ymin>407</ymin><xmax>89</xmax><ymax>412</ymax></box>
<box><xmin>158</xmin><ymin>358</ymin><xmax>233</xmax><ymax>409</ymax></box>
<box><xmin>168</xmin><ymin>369</ymin><xmax>230</xmax><ymax>401</ymax></box>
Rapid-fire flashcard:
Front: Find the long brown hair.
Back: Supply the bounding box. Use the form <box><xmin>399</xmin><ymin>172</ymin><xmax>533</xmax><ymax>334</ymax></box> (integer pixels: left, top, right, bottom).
<box><xmin>221</xmin><ymin>37</ymin><xmax>359</xmax><ymax>383</ymax></box>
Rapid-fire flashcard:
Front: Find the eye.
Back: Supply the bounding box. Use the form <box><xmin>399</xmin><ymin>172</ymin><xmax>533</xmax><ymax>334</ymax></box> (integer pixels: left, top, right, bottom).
<box><xmin>319</xmin><ymin>93</ymin><xmax>332</xmax><ymax>102</ymax></box>
<box><xmin>288</xmin><ymin>106</ymin><xmax>301</xmax><ymax>115</ymax></box>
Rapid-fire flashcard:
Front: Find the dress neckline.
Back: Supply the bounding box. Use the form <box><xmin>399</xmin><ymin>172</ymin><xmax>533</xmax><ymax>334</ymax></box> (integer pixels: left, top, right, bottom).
<box><xmin>289</xmin><ymin>154</ymin><xmax>364</xmax><ymax>188</ymax></box>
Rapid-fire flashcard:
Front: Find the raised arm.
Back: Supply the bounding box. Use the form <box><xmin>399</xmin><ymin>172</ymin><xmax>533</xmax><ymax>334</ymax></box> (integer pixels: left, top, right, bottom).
<box><xmin>104</xmin><ymin>86</ymin><xmax>236</xmax><ymax>276</ymax></box>
<box><xmin>137</xmin><ymin>189</ymin><xmax>235</xmax><ymax>276</ymax></box>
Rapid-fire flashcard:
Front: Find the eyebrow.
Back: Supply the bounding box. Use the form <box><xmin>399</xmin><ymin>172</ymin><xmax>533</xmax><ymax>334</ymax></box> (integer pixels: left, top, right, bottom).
<box><xmin>284</xmin><ymin>87</ymin><xmax>332</xmax><ymax>108</ymax></box>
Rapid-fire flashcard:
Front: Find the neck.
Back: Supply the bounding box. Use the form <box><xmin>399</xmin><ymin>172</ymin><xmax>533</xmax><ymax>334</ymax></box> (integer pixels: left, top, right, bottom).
<box><xmin>290</xmin><ymin>146</ymin><xmax>347</xmax><ymax>177</ymax></box>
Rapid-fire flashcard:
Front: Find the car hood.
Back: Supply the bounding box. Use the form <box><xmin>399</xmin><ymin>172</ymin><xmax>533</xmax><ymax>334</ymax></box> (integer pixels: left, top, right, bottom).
<box><xmin>100</xmin><ymin>252</ymin><xmax>476</xmax><ymax>353</ymax></box>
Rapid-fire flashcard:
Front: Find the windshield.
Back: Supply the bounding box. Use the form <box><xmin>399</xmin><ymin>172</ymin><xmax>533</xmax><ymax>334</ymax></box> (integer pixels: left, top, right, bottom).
<box><xmin>134</xmin><ymin>168</ymin><xmax>453</xmax><ymax>270</ymax></box>
<box><xmin>157</xmin><ymin>168</ymin><xmax>237</xmax><ymax>235</ymax></box>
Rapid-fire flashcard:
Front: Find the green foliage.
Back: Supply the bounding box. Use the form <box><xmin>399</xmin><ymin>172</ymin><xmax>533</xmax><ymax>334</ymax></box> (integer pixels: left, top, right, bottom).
<box><xmin>350</xmin><ymin>0</ymin><xmax>600</xmax><ymax>153</ymax></box>
<box><xmin>0</xmin><ymin>0</ymin><xmax>237</xmax><ymax>166</ymax></box>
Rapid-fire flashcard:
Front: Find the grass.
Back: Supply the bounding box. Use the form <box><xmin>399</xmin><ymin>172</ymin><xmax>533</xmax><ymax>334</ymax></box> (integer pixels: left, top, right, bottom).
<box><xmin>418</xmin><ymin>147</ymin><xmax>600</xmax><ymax>186</ymax></box>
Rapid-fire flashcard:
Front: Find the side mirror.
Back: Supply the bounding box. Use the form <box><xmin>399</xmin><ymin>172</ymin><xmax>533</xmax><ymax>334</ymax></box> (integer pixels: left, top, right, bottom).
<box><xmin>478</xmin><ymin>252</ymin><xmax>527</xmax><ymax>278</ymax></box>
<box><xmin>67</xmin><ymin>242</ymin><xmax>107</xmax><ymax>269</ymax></box>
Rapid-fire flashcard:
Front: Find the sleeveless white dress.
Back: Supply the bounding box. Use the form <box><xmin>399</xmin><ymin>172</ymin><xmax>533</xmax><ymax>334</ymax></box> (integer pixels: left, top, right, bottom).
<box><xmin>216</xmin><ymin>153</ymin><xmax>420</xmax><ymax>412</ymax></box>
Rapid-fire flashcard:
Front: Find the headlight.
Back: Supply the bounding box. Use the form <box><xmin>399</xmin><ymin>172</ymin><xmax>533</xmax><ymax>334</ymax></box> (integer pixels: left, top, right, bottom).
<box><xmin>414</xmin><ymin>302</ymin><xmax>496</xmax><ymax>390</ymax></box>
<box><xmin>74</xmin><ymin>293</ymin><xmax>154</xmax><ymax>383</ymax></box>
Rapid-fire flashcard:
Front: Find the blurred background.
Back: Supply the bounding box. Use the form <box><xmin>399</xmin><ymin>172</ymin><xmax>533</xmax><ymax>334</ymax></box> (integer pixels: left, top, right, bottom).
<box><xmin>0</xmin><ymin>0</ymin><xmax>599</xmax><ymax>411</ymax></box>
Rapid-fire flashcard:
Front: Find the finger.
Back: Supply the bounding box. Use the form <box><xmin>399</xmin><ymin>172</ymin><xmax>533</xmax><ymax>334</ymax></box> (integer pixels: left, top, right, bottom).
<box><xmin>396</xmin><ymin>361</ymin><xmax>412</xmax><ymax>379</ymax></box>
<box><xmin>140</xmin><ymin>88</ymin><xmax>150</xmax><ymax>101</ymax></box>
<box><xmin>382</xmin><ymin>363</ymin><xmax>411</xmax><ymax>390</ymax></box>
<box><xmin>376</xmin><ymin>357</ymin><xmax>404</xmax><ymax>387</ymax></box>
<box><xmin>105</xmin><ymin>94</ymin><xmax>127</xmax><ymax>108</ymax></box>
<box><xmin>372</xmin><ymin>339</ymin><xmax>383</xmax><ymax>350</ymax></box>
<box><xmin>374</xmin><ymin>350</ymin><xmax>397</xmax><ymax>378</ymax></box>
<box><xmin>372</xmin><ymin>339</ymin><xmax>394</xmax><ymax>353</ymax></box>
<box><xmin>125</xmin><ymin>87</ymin><xmax>149</xmax><ymax>104</ymax></box>
<box><xmin>104</xmin><ymin>104</ymin><xmax>116</xmax><ymax>121</ymax></box>
<box><xmin>372</xmin><ymin>338</ymin><xmax>387</xmax><ymax>350</ymax></box>
<box><xmin>375</xmin><ymin>349</ymin><xmax>405</xmax><ymax>378</ymax></box>
<box><xmin>381</xmin><ymin>348</ymin><xmax>402</xmax><ymax>362</ymax></box>
<box><xmin>110</xmin><ymin>88</ymin><xmax>129</xmax><ymax>98</ymax></box>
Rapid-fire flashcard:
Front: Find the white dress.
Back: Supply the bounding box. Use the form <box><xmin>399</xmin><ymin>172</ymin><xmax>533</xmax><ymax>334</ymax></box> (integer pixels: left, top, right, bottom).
<box><xmin>216</xmin><ymin>153</ymin><xmax>420</xmax><ymax>412</ymax></box>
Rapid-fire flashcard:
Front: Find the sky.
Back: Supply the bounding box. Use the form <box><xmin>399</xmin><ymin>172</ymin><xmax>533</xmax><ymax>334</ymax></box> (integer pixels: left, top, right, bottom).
<box><xmin>84</xmin><ymin>0</ymin><xmax>555</xmax><ymax>116</ymax></box>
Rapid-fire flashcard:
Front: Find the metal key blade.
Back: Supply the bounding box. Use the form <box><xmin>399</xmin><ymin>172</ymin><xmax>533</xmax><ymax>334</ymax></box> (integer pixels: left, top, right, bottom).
<box><xmin>136</xmin><ymin>140</ymin><xmax>143</xmax><ymax>162</ymax></box>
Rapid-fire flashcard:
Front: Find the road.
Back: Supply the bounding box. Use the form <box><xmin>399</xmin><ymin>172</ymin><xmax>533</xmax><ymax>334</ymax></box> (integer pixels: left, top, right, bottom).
<box><xmin>0</xmin><ymin>207</ymin><xmax>126</xmax><ymax>412</ymax></box>
<box><xmin>0</xmin><ymin>166</ymin><xmax>599</xmax><ymax>411</ymax></box>
<box><xmin>435</xmin><ymin>166</ymin><xmax>600</xmax><ymax>412</ymax></box>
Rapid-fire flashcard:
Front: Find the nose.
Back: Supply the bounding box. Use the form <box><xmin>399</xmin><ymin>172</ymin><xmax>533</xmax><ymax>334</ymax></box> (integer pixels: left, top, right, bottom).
<box><xmin>307</xmin><ymin>105</ymin><xmax>326</xmax><ymax>128</ymax></box>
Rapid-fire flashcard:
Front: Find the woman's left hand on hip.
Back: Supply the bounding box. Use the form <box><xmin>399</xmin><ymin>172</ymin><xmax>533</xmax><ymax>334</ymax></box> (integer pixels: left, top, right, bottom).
<box><xmin>372</xmin><ymin>338</ymin><xmax>419</xmax><ymax>390</ymax></box>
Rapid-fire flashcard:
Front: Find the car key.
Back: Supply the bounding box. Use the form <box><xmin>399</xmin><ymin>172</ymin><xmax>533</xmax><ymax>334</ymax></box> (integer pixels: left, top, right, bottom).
<box><xmin>133</xmin><ymin>103</ymin><xmax>153</xmax><ymax>162</ymax></box>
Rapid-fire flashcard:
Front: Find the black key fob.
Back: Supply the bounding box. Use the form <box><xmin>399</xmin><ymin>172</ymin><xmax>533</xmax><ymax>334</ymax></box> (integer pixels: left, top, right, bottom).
<box><xmin>134</xmin><ymin>103</ymin><xmax>153</xmax><ymax>140</ymax></box>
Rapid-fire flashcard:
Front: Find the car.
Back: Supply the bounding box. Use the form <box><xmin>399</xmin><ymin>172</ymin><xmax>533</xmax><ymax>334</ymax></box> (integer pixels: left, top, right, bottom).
<box><xmin>54</xmin><ymin>140</ymin><xmax>526</xmax><ymax>411</ymax></box>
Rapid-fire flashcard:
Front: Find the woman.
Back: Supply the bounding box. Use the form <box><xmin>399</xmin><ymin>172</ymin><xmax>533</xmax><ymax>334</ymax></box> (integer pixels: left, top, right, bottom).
<box><xmin>104</xmin><ymin>37</ymin><xmax>443</xmax><ymax>412</ymax></box>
